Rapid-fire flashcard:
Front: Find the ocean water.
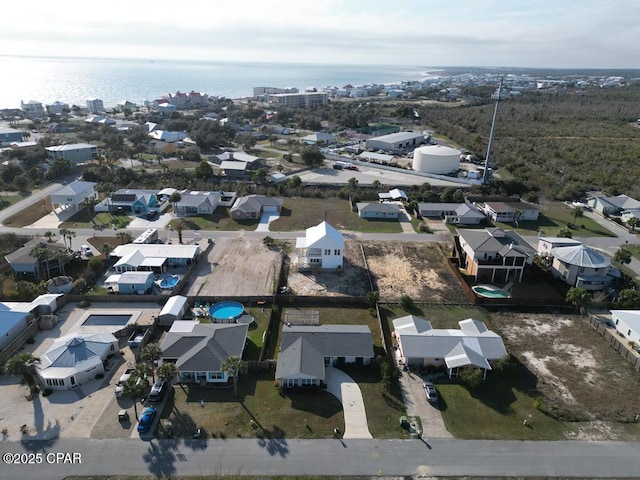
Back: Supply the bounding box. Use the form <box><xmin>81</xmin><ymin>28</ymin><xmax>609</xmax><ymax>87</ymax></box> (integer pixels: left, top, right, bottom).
<box><xmin>0</xmin><ymin>56</ymin><xmax>426</xmax><ymax>109</ymax></box>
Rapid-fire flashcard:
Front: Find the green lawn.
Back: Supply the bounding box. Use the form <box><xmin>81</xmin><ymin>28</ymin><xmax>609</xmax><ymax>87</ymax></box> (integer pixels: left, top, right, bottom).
<box><xmin>60</xmin><ymin>210</ymin><xmax>130</xmax><ymax>229</ymax></box>
<box><xmin>496</xmin><ymin>202</ymin><xmax>616</xmax><ymax>238</ymax></box>
<box><xmin>438</xmin><ymin>366</ymin><xmax>574</xmax><ymax>440</ymax></box>
<box><xmin>158</xmin><ymin>371</ymin><xmax>345</xmax><ymax>440</ymax></box>
<box><xmin>270</xmin><ymin>197</ymin><xmax>403</xmax><ymax>233</ymax></box>
<box><xmin>168</xmin><ymin>208</ymin><xmax>258</xmax><ymax>231</ymax></box>
<box><xmin>0</xmin><ymin>194</ymin><xmax>23</xmax><ymax>211</ymax></box>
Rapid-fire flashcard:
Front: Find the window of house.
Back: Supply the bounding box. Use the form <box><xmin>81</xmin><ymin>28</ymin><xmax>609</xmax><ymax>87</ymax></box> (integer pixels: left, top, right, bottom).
<box><xmin>628</xmin><ymin>329</ymin><xmax>632</xmax><ymax>336</ymax></box>
<box><xmin>334</xmin><ymin>249</ymin><xmax>341</xmax><ymax>255</ymax></box>
<box><xmin>324</xmin><ymin>249</ymin><xmax>330</xmax><ymax>255</ymax></box>
<box><xmin>615</xmin><ymin>319</ymin><xmax>619</xmax><ymax>325</ymax></box>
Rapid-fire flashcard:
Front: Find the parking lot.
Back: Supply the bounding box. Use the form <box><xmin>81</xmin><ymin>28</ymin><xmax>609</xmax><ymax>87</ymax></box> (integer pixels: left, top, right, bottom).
<box><xmin>296</xmin><ymin>164</ymin><xmax>467</xmax><ymax>187</ymax></box>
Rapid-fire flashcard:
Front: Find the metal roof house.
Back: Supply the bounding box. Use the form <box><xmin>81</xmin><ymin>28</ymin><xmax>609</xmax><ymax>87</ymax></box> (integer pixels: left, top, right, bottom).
<box><xmin>160</xmin><ymin>321</ymin><xmax>248</xmax><ymax>385</ymax></box>
<box><xmin>276</xmin><ymin>324</ymin><xmax>374</xmax><ymax>388</ymax></box>
<box><xmin>110</xmin><ymin>243</ymin><xmax>200</xmax><ymax>272</ymax></box>
<box><xmin>49</xmin><ymin>180</ymin><xmax>97</xmax><ymax>216</ymax></box>
<box><xmin>610</xmin><ymin>310</ymin><xmax>640</xmax><ymax>346</ymax></box>
<box><xmin>295</xmin><ymin>221</ymin><xmax>344</xmax><ymax>270</ymax></box>
<box><xmin>37</xmin><ymin>333</ymin><xmax>118</xmax><ymax>390</ymax></box>
<box><xmin>392</xmin><ymin>315</ymin><xmax>507</xmax><ymax>379</ymax></box>
<box><xmin>159</xmin><ymin>295</ymin><xmax>189</xmax><ymax>326</ymax></box>
<box><xmin>549</xmin><ymin>243</ymin><xmax>613</xmax><ymax>290</ymax></box>
<box><xmin>46</xmin><ymin>143</ymin><xmax>98</xmax><ymax>165</ymax></box>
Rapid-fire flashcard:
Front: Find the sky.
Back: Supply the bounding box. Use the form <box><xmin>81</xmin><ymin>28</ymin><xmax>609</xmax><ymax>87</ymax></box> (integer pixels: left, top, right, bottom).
<box><xmin>1</xmin><ymin>0</ymin><xmax>638</xmax><ymax>68</ymax></box>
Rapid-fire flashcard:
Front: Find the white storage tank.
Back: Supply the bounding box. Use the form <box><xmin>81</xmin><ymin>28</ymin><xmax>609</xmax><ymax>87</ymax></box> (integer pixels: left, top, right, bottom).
<box><xmin>413</xmin><ymin>145</ymin><xmax>461</xmax><ymax>174</ymax></box>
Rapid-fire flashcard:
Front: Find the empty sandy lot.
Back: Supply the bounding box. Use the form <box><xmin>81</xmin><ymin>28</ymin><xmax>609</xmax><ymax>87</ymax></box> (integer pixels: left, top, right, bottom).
<box><xmin>493</xmin><ymin>311</ymin><xmax>640</xmax><ymax>440</ymax></box>
<box><xmin>183</xmin><ymin>238</ymin><xmax>283</xmax><ymax>297</ymax></box>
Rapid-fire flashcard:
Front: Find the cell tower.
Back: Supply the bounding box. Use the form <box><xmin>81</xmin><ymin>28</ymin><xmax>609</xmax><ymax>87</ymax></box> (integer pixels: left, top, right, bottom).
<box><xmin>483</xmin><ymin>77</ymin><xmax>504</xmax><ymax>184</ymax></box>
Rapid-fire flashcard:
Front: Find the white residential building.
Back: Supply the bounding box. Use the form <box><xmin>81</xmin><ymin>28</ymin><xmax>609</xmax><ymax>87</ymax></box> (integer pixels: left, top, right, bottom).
<box><xmin>20</xmin><ymin>100</ymin><xmax>45</xmax><ymax>120</ymax></box>
<box><xmin>296</xmin><ymin>221</ymin><xmax>344</xmax><ymax>270</ymax></box>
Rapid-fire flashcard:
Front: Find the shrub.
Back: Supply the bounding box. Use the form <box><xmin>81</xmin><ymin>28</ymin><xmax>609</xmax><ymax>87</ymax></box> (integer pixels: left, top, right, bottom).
<box><xmin>88</xmin><ymin>258</ymin><xmax>105</xmax><ymax>272</ymax></box>
<box><xmin>534</xmin><ymin>396</ymin><xmax>547</xmax><ymax>412</ymax></box>
<box><xmin>78</xmin><ymin>299</ymin><xmax>91</xmax><ymax>308</ymax></box>
<box><xmin>460</xmin><ymin>367</ymin><xmax>483</xmax><ymax>389</ymax></box>
<box><xmin>399</xmin><ymin>295</ymin><xmax>414</xmax><ymax>311</ymax></box>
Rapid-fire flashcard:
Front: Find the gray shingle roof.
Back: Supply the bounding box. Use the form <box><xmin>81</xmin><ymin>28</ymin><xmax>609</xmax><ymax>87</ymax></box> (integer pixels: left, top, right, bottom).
<box><xmin>457</xmin><ymin>228</ymin><xmax>535</xmax><ymax>258</ymax></box>
<box><xmin>275</xmin><ymin>337</ymin><xmax>325</xmax><ymax>379</ymax></box>
<box><xmin>280</xmin><ymin>325</ymin><xmax>374</xmax><ymax>358</ymax></box>
<box><xmin>160</xmin><ymin>323</ymin><xmax>248</xmax><ymax>371</ymax></box>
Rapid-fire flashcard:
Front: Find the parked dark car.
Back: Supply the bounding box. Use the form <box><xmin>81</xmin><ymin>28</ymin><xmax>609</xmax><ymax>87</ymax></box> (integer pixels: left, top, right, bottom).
<box><xmin>137</xmin><ymin>407</ymin><xmax>157</xmax><ymax>433</ymax></box>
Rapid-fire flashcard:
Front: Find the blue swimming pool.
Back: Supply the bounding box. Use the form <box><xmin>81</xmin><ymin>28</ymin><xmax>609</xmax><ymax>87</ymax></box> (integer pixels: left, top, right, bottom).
<box><xmin>159</xmin><ymin>275</ymin><xmax>180</xmax><ymax>289</ymax></box>
<box><xmin>472</xmin><ymin>285</ymin><xmax>511</xmax><ymax>299</ymax></box>
<box><xmin>209</xmin><ymin>301</ymin><xmax>245</xmax><ymax>321</ymax></box>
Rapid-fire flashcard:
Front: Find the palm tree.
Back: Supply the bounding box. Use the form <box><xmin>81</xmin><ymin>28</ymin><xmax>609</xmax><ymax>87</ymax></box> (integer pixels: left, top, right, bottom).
<box><xmin>572</xmin><ymin>206</ymin><xmax>584</xmax><ymax>226</ymax></box>
<box><xmin>157</xmin><ymin>362</ymin><xmax>177</xmax><ymax>382</ymax></box>
<box><xmin>169</xmin><ymin>191</ymin><xmax>182</xmax><ymax>213</ymax></box>
<box><xmin>566</xmin><ymin>287</ymin><xmax>590</xmax><ymax>308</ymax></box>
<box><xmin>66</xmin><ymin>230</ymin><xmax>76</xmax><ymax>250</ymax></box>
<box><xmin>58</xmin><ymin>228</ymin><xmax>70</xmax><ymax>248</ymax></box>
<box><xmin>53</xmin><ymin>249</ymin><xmax>70</xmax><ymax>276</ymax></box>
<box><xmin>614</xmin><ymin>247</ymin><xmax>632</xmax><ymax>266</ymax></box>
<box><xmin>175</xmin><ymin>219</ymin><xmax>186</xmax><ymax>244</ymax></box>
<box><xmin>116</xmin><ymin>231</ymin><xmax>132</xmax><ymax>245</ymax></box>
<box><xmin>221</xmin><ymin>355</ymin><xmax>246</xmax><ymax>397</ymax></box>
<box><xmin>6</xmin><ymin>352</ymin><xmax>41</xmax><ymax>395</ymax></box>
<box><xmin>140</xmin><ymin>343</ymin><xmax>163</xmax><ymax>383</ymax></box>
<box><xmin>627</xmin><ymin>217</ymin><xmax>640</xmax><ymax>232</ymax></box>
<box><xmin>122</xmin><ymin>369</ymin><xmax>149</xmax><ymax>421</ymax></box>
<box><xmin>29</xmin><ymin>245</ymin><xmax>51</xmax><ymax>280</ymax></box>
<box><xmin>44</xmin><ymin>231</ymin><xmax>56</xmax><ymax>243</ymax></box>
<box><xmin>99</xmin><ymin>243</ymin><xmax>113</xmax><ymax>259</ymax></box>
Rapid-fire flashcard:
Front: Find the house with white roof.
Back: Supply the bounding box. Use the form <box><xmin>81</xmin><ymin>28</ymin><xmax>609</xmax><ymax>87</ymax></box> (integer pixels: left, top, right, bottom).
<box><xmin>114</xmin><ymin>271</ymin><xmax>155</xmax><ymax>295</ymax></box>
<box><xmin>537</xmin><ymin>237</ymin><xmax>582</xmax><ymax>256</ymax></box>
<box><xmin>296</xmin><ymin>221</ymin><xmax>344</xmax><ymax>270</ymax></box>
<box><xmin>378</xmin><ymin>188</ymin><xmax>408</xmax><ymax>202</ymax></box>
<box><xmin>110</xmin><ymin>243</ymin><xmax>200</xmax><ymax>273</ymax></box>
<box><xmin>275</xmin><ymin>324</ymin><xmax>374</xmax><ymax>388</ymax></box>
<box><xmin>49</xmin><ymin>180</ymin><xmax>97</xmax><ymax>215</ymax></box>
<box><xmin>549</xmin><ymin>243</ymin><xmax>613</xmax><ymax>290</ymax></box>
<box><xmin>37</xmin><ymin>333</ymin><xmax>118</xmax><ymax>390</ymax></box>
<box><xmin>46</xmin><ymin>143</ymin><xmax>98</xmax><ymax>165</ymax></box>
<box><xmin>148</xmin><ymin>130</ymin><xmax>188</xmax><ymax>143</ymax></box>
<box><xmin>160</xmin><ymin>321</ymin><xmax>248</xmax><ymax>384</ymax></box>
<box><xmin>0</xmin><ymin>294</ymin><xmax>60</xmax><ymax>352</ymax></box>
<box><xmin>159</xmin><ymin>295</ymin><xmax>189</xmax><ymax>326</ymax></box>
<box><xmin>301</xmin><ymin>132</ymin><xmax>336</xmax><ymax>144</ymax></box>
<box><xmin>456</xmin><ymin>227</ymin><xmax>535</xmax><ymax>283</ymax></box>
<box><xmin>392</xmin><ymin>315</ymin><xmax>507</xmax><ymax>379</ymax></box>
<box><xmin>610</xmin><ymin>310</ymin><xmax>640</xmax><ymax>345</ymax></box>
<box><xmin>174</xmin><ymin>192</ymin><xmax>221</xmax><ymax>216</ymax></box>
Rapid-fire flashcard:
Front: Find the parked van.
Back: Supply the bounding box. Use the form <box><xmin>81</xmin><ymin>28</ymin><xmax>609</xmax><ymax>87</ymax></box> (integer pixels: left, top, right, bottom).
<box><xmin>147</xmin><ymin>380</ymin><xmax>168</xmax><ymax>403</ymax></box>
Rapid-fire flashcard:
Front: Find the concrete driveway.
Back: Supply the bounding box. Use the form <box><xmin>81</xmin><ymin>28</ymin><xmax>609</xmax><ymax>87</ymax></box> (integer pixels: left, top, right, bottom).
<box><xmin>324</xmin><ymin>366</ymin><xmax>372</xmax><ymax>439</ymax></box>
<box><xmin>398</xmin><ymin>370</ymin><xmax>452</xmax><ymax>439</ymax></box>
<box><xmin>255</xmin><ymin>212</ymin><xmax>280</xmax><ymax>232</ymax></box>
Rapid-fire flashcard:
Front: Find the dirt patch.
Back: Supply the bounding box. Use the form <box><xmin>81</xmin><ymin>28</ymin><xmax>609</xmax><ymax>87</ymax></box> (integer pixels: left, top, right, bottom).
<box><xmin>492</xmin><ymin>311</ymin><xmax>640</xmax><ymax>439</ymax></box>
<box><xmin>287</xmin><ymin>241</ymin><xmax>369</xmax><ymax>296</ymax></box>
<box><xmin>286</xmin><ymin>241</ymin><xmax>471</xmax><ymax>302</ymax></box>
<box><xmin>183</xmin><ymin>238</ymin><xmax>283</xmax><ymax>297</ymax></box>
<box><xmin>364</xmin><ymin>242</ymin><xmax>470</xmax><ymax>302</ymax></box>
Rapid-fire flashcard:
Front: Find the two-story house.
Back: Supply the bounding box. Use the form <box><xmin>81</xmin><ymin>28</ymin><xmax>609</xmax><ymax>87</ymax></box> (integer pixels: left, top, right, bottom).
<box><xmin>456</xmin><ymin>227</ymin><xmax>536</xmax><ymax>283</ymax></box>
<box><xmin>296</xmin><ymin>221</ymin><xmax>344</xmax><ymax>270</ymax></box>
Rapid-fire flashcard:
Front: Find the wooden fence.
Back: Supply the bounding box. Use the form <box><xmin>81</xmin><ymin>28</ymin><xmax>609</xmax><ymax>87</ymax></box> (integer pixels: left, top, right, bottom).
<box><xmin>587</xmin><ymin>313</ymin><xmax>640</xmax><ymax>371</ymax></box>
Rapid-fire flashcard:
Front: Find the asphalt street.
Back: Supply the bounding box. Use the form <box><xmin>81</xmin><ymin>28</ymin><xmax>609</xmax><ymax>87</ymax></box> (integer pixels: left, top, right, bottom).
<box><xmin>1</xmin><ymin>438</ymin><xmax>639</xmax><ymax>478</ymax></box>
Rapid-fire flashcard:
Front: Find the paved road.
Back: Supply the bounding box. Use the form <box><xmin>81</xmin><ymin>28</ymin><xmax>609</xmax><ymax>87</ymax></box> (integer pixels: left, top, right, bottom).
<box><xmin>1</xmin><ymin>437</ymin><xmax>639</xmax><ymax>478</ymax></box>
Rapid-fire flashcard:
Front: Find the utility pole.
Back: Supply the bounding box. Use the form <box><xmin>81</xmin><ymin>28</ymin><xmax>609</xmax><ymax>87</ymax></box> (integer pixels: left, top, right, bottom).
<box><xmin>483</xmin><ymin>77</ymin><xmax>503</xmax><ymax>184</ymax></box>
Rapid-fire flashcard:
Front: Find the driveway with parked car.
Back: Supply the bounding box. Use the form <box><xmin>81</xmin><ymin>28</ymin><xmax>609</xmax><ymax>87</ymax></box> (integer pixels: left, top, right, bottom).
<box><xmin>398</xmin><ymin>370</ymin><xmax>452</xmax><ymax>439</ymax></box>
